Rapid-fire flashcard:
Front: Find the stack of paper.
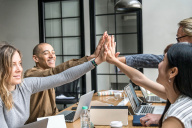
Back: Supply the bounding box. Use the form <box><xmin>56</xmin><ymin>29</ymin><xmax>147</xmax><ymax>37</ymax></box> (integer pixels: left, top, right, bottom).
<box><xmin>56</xmin><ymin>94</ymin><xmax>75</xmax><ymax>99</ymax></box>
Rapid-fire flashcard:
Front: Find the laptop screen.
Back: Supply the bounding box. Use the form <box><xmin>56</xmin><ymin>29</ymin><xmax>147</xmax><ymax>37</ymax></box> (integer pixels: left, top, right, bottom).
<box><xmin>140</xmin><ymin>87</ymin><xmax>148</xmax><ymax>98</ymax></box>
<box><xmin>124</xmin><ymin>83</ymin><xmax>140</xmax><ymax>113</ymax></box>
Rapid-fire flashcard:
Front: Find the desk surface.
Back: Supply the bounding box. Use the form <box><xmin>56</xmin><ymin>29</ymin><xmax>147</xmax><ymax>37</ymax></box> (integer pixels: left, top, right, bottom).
<box><xmin>61</xmin><ymin>91</ymin><xmax>165</xmax><ymax>128</ymax></box>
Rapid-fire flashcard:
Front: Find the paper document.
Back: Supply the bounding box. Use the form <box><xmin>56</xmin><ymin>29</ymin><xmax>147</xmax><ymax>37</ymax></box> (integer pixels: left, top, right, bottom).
<box><xmin>117</xmin><ymin>97</ymin><xmax>129</xmax><ymax>106</ymax></box>
<box><xmin>56</xmin><ymin>94</ymin><xmax>75</xmax><ymax>99</ymax></box>
<box><xmin>90</xmin><ymin>100</ymin><xmax>113</xmax><ymax>109</ymax></box>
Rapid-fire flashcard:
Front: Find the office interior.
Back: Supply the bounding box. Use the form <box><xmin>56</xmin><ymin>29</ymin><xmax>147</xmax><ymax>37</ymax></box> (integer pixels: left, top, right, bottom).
<box><xmin>0</xmin><ymin>0</ymin><xmax>192</xmax><ymax>101</ymax></box>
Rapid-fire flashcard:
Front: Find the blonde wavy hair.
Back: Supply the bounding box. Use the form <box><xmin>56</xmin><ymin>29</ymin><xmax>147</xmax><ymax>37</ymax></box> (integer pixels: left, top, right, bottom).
<box><xmin>0</xmin><ymin>44</ymin><xmax>22</xmax><ymax>110</ymax></box>
<box><xmin>179</xmin><ymin>17</ymin><xmax>192</xmax><ymax>36</ymax></box>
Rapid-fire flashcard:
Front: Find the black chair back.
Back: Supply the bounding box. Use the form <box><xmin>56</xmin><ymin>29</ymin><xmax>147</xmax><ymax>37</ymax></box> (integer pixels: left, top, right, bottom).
<box><xmin>55</xmin><ymin>79</ymin><xmax>80</xmax><ymax>109</ymax></box>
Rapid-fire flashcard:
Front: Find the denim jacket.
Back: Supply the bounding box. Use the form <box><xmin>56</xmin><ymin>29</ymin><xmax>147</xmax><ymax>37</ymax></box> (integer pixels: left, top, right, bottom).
<box><xmin>125</xmin><ymin>54</ymin><xmax>164</xmax><ymax>68</ymax></box>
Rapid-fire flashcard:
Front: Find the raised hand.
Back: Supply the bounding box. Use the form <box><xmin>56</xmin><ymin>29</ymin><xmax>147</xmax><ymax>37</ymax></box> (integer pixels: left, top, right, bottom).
<box><xmin>94</xmin><ymin>40</ymin><xmax>108</xmax><ymax>65</ymax></box>
<box><xmin>87</xmin><ymin>31</ymin><xmax>108</xmax><ymax>61</ymax></box>
<box><xmin>105</xmin><ymin>35</ymin><xmax>119</xmax><ymax>64</ymax></box>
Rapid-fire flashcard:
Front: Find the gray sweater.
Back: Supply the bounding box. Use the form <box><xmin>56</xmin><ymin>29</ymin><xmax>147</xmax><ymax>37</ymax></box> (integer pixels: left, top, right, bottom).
<box><xmin>0</xmin><ymin>61</ymin><xmax>94</xmax><ymax>128</ymax></box>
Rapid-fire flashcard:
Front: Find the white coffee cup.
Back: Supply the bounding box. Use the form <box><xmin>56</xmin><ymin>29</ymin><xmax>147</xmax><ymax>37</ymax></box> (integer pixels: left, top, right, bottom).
<box><xmin>114</xmin><ymin>92</ymin><xmax>122</xmax><ymax>100</ymax></box>
<box><xmin>110</xmin><ymin>121</ymin><xmax>123</xmax><ymax>128</ymax></box>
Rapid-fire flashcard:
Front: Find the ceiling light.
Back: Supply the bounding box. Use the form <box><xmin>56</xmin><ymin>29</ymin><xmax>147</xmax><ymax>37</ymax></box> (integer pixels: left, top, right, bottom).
<box><xmin>115</xmin><ymin>0</ymin><xmax>142</xmax><ymax>12</ymax></box>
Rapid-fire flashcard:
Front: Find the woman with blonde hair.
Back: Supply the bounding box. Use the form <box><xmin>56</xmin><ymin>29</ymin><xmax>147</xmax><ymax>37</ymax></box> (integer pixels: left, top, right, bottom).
<box><xmin>0</xmin><ymin>42</ymin><xmax>107</xmax><ymax>128</ymax></box>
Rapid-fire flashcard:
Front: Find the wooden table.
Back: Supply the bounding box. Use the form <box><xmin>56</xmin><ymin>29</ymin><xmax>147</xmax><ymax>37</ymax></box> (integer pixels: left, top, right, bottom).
<box><xmin>60</xmin><ymin>91</ymin><xmax>165</xmax><ymax>128</ymax></box>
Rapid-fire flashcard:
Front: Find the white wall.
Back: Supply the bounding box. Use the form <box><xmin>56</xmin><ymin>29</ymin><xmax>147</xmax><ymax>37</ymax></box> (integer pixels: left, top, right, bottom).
<box><xmin>142</xmin><ymin>0</ymin><xmax>192</xmax><ymax>82</ymax></box>
<box><xmin>0</xmin><ymin>0</ymin><xmax>39</xmax><ymax>72</ymax></box>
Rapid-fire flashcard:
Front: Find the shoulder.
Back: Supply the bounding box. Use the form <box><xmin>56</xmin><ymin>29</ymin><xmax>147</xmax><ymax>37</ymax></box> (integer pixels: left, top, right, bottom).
<box><xmin>24</xmin><ymin>67</ymin><xmax>43</xmax><ymax>77</ymax></box>
<box><xmin>164</xmin><ymin>95</ymin><xmax>192</xmax><ymax>127</ymax></box>
<box><xmin>168</xmin><ymin>95</ymin><xmax>192</xmax><ymax>112</ymax></box>
<box><xmin>162</xmin><ymin>117</ymin><xmax>184</xmax><ymax>128</ymax></box>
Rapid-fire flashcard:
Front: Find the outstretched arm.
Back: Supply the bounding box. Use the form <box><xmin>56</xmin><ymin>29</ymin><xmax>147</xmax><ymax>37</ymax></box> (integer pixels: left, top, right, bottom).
<box><xmin>105</xmin><ymin>36</ymin><xmax>166</xmax><ymax>99</ymax></box>
<box><xmin>87</xmin><ymin>31</ymin><xmax>107</xmax><ymax>61</ymax></box>
<box><xmin>24</xmin><ymin>32</ymin><xmax>108</xmax><ymax>78</ymax></box>
<box><xmin>117</xmin><ymin>54</ymin><xmax>163</xmax><ymax>68</ymax></box>
<box><xmin>24</xmin><ymin>39</ymin><xmax>107</xmax><ymax>94</ymax></box>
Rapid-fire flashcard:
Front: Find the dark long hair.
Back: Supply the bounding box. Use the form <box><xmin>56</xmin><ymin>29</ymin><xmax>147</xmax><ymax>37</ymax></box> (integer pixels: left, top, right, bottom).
<box><xmin>159</xmin><ymin>43</ymin><xmax>192</xmax><ymax>127</ymax></box>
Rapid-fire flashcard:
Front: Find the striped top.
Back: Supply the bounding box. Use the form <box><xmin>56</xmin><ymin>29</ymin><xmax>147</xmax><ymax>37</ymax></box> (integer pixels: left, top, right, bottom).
<box><xmin>163</xmin><ymin>95</ymin><xmax>192</xmax><ymax>128</ymax></box>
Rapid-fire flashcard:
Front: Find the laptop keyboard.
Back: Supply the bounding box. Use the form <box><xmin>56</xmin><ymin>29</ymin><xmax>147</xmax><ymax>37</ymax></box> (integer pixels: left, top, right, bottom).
<box><xmin>65</xmin><ymin>111</ymin><xmax>75</xmax><ymax>121</ymax></box>
<box><xmin>150</xmin><ymin>96</ymin><xmax>160</xmax><ymax>101</ymax></box>
<box><xmin>140</xmin><ymin>106</ymin><xmax>155</xmax><ymax>114</ymax></box>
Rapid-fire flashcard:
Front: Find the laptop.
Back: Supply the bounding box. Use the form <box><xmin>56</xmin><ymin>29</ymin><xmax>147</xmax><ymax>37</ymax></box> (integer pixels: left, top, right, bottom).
<box><xmin>140</xmin><ymin>86</ymin><xmax>167</xmax><ymax>103</ymax></box>
<box><xmin>124</xmin><ymin>83</ymin><xmax>165</xmax><ymax>115</ymax></box>
<box><xmin>19</xmin><ymin>118</ymin><xmax>48</xmax><ymax>128</ymax></box>
<box><xmin>58</xmin><ymin>90</ymin><xmax>94</xmax><ymax>122</ymax></box>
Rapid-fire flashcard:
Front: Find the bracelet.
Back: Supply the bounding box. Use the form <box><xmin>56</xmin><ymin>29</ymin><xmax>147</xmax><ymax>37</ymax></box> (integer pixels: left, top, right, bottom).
<box><xmin>91</xmin><ymin>59</ymin><xmax>97</xmax><ymax>67</ymax></box>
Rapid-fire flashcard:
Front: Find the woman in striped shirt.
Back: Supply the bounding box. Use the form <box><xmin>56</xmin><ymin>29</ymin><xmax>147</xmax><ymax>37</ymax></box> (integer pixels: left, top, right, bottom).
<box><xmin>106</xmin><ymin>38</ymin><xmax>192</xmax><ymax>128</ymax></box>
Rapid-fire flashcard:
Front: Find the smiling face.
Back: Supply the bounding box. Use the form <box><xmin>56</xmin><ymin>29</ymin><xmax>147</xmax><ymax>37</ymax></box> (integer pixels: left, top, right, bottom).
<box><xmin>33</xmin><ymin>43</ymin><xmax>56</xmax><ymax>69</ymax></box>
<box><xmin>10</xmin><ymin>51</ymin><xmax>23</xmax><ymax>87</ymax></box>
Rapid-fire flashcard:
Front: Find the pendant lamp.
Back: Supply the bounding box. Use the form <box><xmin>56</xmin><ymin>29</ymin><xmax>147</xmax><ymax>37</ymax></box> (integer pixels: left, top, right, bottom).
<box><xmin>115</xmin><ymin>0</ymin><xmax>142</xmax><ymax>12</ymax></box>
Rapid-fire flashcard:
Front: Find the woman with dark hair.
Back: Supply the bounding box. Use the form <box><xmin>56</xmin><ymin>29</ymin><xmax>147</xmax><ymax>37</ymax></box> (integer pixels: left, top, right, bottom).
<box><xmin>105</xmin><ymin>36</ymin><xmax>192</xmax><ymax>128</ymax></box>
<box><xmin>0</xmin><ymin>43</ymin><xmax>107</xmax><ymax>128</ymax></box>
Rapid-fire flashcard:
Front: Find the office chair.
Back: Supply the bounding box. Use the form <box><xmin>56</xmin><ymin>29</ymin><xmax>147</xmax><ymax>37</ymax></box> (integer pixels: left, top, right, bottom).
<box><xmin>55</xmin><ymin>78</ymin><xmax>80</xmax><ymax>110</ymax></box>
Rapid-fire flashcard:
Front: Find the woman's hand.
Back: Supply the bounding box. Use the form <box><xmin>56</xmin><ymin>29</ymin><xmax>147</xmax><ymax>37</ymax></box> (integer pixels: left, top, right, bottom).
<box><xmin>105</xmin><ymin>35</ymin><xmax>120</xmax><ymax>64</ymax></box>
<box><xmin>140</xmin><ymin>113</ymin><xmax>161</xmax><ymax>126</ymax></box>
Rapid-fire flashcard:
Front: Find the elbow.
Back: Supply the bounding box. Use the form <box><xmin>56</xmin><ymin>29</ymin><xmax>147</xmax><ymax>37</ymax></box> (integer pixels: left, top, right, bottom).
<box><xmin>130</xmin><ymin>76</ymin><xmax>143</xmax><ymax>86</ymax></box>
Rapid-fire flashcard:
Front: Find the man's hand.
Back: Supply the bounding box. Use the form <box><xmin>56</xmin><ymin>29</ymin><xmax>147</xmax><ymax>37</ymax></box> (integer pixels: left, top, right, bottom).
<box><xmin>87</xmin><ymin>31</ymin><xmax>107</xmax><ymax>61</ymax></box>
<box><xmin>104</xmin><ymin>35</ymin><xmax>119</xmax><ymax>64</ymax></box>
<box><xmin>140</xmin><ymin>113</ymin><xmax>161</xmax><ymax>126</ymax></box>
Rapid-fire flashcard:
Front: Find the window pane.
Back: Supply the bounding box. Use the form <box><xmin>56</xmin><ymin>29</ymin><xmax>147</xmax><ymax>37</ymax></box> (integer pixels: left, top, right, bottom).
<box><xmin>45</xmin><ymin>2</ymin><xmax>61</xmax><ymax>18</ymax></box>
<box><xmin>96</xmin><ymin>15</ymin><xmax>115</xmax><ymax>35</ymax></box>
<box><xmin>95</xmin><ymin>0</ymin><xmax>114</xmax><ymax>15</ymax></box>
<box><xmin>63</xmin><ymin>56</ymin><xmax>81</xmax><ymax>62</ymax></box>
<box><xmin>62</xmin><ymin>1</ymin><xmax>79</xmax><ymax>17</ymax></box>
<box><xmin>116</xmin><ymin>13</ymin><xmax>137</xmax><ymax>33</ymax></box>
<box><xmin>45</xmin><ymin>19</ymin><xmax>61</xmax><ymax>37</ymax></box>
<box><xmin>55</xmin><ymin>56</ymin><xmax>63</xmax><ymax>66</ymax></box>
<box><xmin>63</xmin><ymin>37</ymin><xmax>81</xmax><ymax>55</ymax></box>
<box><xmin>96</xmin><ymin>35</ymin><xmax>102</xmax><ymax>46</ymax></box>
<box><xmin>62</xmin><ymin>18</ymin><xmax>80</xmax><ymax>36</ymax></box>
<box><xmin>97</xmin><ymin>62</ymin><xmax>116</xmax><ymax>74</ymax></box>
<box><xmin>97</xmin><ymin>75</ymin><xmax>116</xmax><ymax>91</ymax></box>
<box><xmin>116</xmin><ymin>34</ymin><xmax>138</xmax><ymax>54</ymax></box>
<box><xmin>46</xmin><ymin>38</ymin><xmax>62</xmax><ymax>55</ymax></box>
